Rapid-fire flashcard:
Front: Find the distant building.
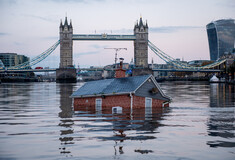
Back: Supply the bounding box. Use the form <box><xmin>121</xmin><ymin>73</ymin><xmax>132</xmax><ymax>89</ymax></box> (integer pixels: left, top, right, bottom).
<box><xmin>151</xmin><ymin>64</ymin><xmax>169</xmax><ymax>77</ymax></box>
<box><xmin>103</xmin><ymin>63</ymin><xmax>130</xmax><ymax>79</ymax></box>
<box><xmin>206</xmin><ymin>19</ymin><xmax>235</xmax><ymax>60</ymax></box>
<box><xmin>0</xmin><ymin>53</ymin><xmax>29</xmax><ymax>68</ymax></box>
<box><xmin>0</xmin><ymin>53</ymin><xmax>37</xmax><ymax>82</ymax></box>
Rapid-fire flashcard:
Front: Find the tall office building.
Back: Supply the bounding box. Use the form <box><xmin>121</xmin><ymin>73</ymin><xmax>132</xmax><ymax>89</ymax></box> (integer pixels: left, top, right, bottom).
<box><xmin>206</xmin><ymin>19</ymin><xmax>235</xmax><ymax>60</ymax></box>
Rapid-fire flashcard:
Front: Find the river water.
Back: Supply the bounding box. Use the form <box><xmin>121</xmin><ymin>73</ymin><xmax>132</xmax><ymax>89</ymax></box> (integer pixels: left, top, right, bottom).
<box><xmin>0</xmin><ymin>81</ymin><xmax>234</xmax><ymax>160</ymax></box>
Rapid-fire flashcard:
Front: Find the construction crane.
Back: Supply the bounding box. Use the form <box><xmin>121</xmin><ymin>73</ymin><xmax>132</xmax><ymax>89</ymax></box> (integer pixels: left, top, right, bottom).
<box><xmin>104</xmin><ymin>48</ymin><xmax>127</xmax><ymax>68</ymax></box>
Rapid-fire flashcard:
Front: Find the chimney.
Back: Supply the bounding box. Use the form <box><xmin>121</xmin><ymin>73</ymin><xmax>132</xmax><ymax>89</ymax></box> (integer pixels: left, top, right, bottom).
<box><xmin>115</xmin><ymin>58</ymin><xmax>126</xmax><ymax>78</ymax></box>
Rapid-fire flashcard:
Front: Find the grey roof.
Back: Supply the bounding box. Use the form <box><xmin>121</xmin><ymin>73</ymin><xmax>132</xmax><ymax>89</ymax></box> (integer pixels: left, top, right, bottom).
<box><xmin>71</xmin><ymin>74</ymin><xmax>151</xmax><ymax>97</ymax></box>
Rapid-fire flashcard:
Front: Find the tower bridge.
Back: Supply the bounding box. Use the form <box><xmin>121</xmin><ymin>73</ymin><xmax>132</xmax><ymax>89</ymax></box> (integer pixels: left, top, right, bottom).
<box><xmin>57</xmin><ymin>16</ymin><xmax>148</xmax><ymax>82</ymax></box>
<box><xmin>0</xmin><ymin>16</ymin><xmax>229</xmax><ymax>82</ymax></box>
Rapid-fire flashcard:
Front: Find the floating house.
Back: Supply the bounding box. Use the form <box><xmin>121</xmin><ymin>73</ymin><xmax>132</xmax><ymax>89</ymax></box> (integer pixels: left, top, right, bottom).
<box><xmin>71</xmin><ymin>61</ymin><xmax>171</xmax><ymax>114</ymax></box>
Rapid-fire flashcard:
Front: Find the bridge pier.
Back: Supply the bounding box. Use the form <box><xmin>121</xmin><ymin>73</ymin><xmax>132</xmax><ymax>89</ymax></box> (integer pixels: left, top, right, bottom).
<box><xmin>132</xmin><ymin>68</ymin><xmax>153</xmax><ymax>76</ymax></box>
<box><xmin>56</xmin><ymin>68</ymin><xmax>76</xmax><ymax>83</ymax></box>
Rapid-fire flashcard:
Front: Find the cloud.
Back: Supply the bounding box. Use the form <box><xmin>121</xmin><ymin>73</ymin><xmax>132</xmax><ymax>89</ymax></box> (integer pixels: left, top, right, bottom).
<box><xmin>40</xmin><ymin>0</ymin><xmax>105</xmax><ymax>4</ymax></box>
<box><xmin>40</xmin><ymin>0</ymin><xmax>85</xmax><ymax>3</ymax></box>
<box><xmin>216</xmin><ymin>0</ymin><xmax>235</xmax><ymax>9</ymax></box>
<box><xmin>0</xmin><ymin>0</ymin><xmax>17</xmax><ymax>6</ymax></box>
<box><xmin>107</xmin><ymin>28</ymin><xmax>132</xmax><ymax>34</ymax></box>
<box><xmin>74</xmin><ymin>51</ymin><xmax>100</xmax><ymax>57</ymax></box>
<box><xmin>109</xmin><ymin>26</ymin><xmax>203</xmax><ymax>34</ymax></box>
<box><xmin>0</xmin><ymin>32</ymin><xmax>10</xmax><ymax>36</ymax></box>
<box><xmin>23</xmin><ymin>14</ymin><xmax>57</xmax><ymax>23</ymax></box>
<box><xmin>14</xmin><ymin>42</ymin><xmax>23</xmax><ymax>45</ymax></box>
<box><xmin>42</xmin><ymin>36</ymin><xmax>59</xmax><ymax>40</ymax></box>
<box><xmin>89</xmin><ymin>44</ymin><xmax>108</xmax><ymax>49</ymax></box>
<box><xmin>150</xmin><ymin>26</ymin><xmax>203</xmax><ymax>33</ymax></box>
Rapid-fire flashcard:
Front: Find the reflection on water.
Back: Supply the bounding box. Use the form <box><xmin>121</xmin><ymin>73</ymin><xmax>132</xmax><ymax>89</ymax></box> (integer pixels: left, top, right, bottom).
<box><xmin>72</xmin><ymin>107</ymin><xmax>169</xmax><ymax>158</ymax></box>
<box><xmin>210</xmin><ymin>83</ymin><xmax>235</xmax><ymax>107</ymax></box>
<box><xmin>0</xmin><ymin>82</ymin><xmax>234</xmax><ymax>160</ymax></box>
<box><xmin>58</xmin><ymin>84</ymin><xmax>75</xmax><ymax>156</ymax></box>
<box><xmin>59</xmin><ymin>82</ymin><xmax>169</xmax><ymax>157</ymax></box>
<box><xmin>208</xmin><ymin>83</ymin><xmax>235</xmax><ymax>148</ymax></box>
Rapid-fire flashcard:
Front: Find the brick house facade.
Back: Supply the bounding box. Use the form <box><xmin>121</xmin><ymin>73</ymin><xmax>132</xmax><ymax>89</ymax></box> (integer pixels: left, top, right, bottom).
<box><xmin>73</xmin><ymin>94</ymin><xmax>169</xmax><ymax>114</ymax></box>
<box><xmin>71</xmin><ymin>72</ymin><xmax>171</xmax><ymax>114</ymax></box>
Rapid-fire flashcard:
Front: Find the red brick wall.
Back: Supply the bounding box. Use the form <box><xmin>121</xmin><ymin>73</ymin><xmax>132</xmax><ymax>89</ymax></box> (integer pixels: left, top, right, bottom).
<box><xmin>73</xmin><ymin>94</ymin><xmax>168</xmax><ymax>112</ymax></box>
<box><xmin>73</xmin><ymin>97</ymin><xmax>96</xmax><ymax>112</ymax></box>
<box><xmin>132</xmin><ymin>95</ymin><xmax>167</xmax><ymax>108</ymax></box>
<box><xmin>115</xmin><ymin>69</ymin><xmax>126</xmax><ymax>78</ymax></box>
<box><xmin>74</xmin><ymin>94</ymin><xmax>131</xmax><ymax>113</ymax></box>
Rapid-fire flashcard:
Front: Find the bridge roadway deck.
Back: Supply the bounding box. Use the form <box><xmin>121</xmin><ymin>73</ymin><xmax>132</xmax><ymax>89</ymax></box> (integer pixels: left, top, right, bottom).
<box><xmin>0</xmin><ymin>68</ymin><xmax>222</xmax><ymax>73</ymax></box>
<box><xmin>152</xmin><ymin>68</ymin><xmax>222</xmax><ymax>72</ymax></box>
<box><xmin>72</xmin><ymin>34</ymin><xmax>136</xmax><ymax>41</ymax></box>
<box><xmin>0</xmin><ymin>68</ymin><xmax>103</xmax><ymax>73</ymax></box>
<box><xmin>0</xmin><ymin>69</ymin><xmax>57</xmax><ymax>73</ymax></box>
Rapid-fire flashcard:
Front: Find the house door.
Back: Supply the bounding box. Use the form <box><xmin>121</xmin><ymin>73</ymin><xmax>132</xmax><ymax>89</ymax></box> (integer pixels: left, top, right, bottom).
<box><xmin>145</xmin><ymin>98</ymin><xmax>152</xmax><ymax>119</ymax></box>
<box><xmin>95</xmin><ymin>98</ymin><xmax>102</xmax><ymax>114</ymax></box>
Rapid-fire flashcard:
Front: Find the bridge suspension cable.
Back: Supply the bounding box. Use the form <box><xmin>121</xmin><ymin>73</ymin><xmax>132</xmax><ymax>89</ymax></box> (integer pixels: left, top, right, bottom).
<box><xmin>148</xmin><ymin>40</ymin><xmax>226</xmax><ymax>70</ymax></box>
<box><xmin>6</xmin><ymin>40</ymin><xmax>60</xmax><ymax>70</ymax></box>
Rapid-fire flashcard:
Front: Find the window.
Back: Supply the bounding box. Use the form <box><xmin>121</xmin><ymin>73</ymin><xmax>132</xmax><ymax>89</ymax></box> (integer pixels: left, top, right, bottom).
<box><xmin>95</xmin><ymin>98</ymin><xmax>102</xmax><ymax>113</ymax></box>
<box><xmin>145</xmin><ymin>97</ymin><xmax>152</xmax><ymax>118</ymax></box>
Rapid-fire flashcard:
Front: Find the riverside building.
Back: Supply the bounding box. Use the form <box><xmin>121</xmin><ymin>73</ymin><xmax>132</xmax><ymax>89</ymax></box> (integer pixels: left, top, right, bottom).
<box><xmin>0</xmin><ymin>53</ymin><xmax>29</xmax><ymax>68</ymax></box>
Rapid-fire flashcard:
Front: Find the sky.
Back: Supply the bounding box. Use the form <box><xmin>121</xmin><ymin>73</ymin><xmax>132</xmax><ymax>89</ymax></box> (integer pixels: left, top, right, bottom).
<box><xmin>0</xmin><ymin>0</ymin><xmax>234</xmax><ymax>68</ymax></box>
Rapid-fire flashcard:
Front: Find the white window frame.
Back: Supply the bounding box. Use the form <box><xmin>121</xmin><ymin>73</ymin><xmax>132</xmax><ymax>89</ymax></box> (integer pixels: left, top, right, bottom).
<box><xmin>145</xmin><ymin>97</ymin><xmax>152</xmax><ymax>117</ymax></box>
<box><xmin>95</xmin><ymin>98</ymin><xmax>102</xmax><ymax>113</ymax></box>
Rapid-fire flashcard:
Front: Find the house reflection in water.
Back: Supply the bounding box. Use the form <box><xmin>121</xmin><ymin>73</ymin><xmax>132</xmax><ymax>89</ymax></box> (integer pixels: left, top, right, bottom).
<box><xmin>73</xmin><ymin>105</ymin><xmax>170</xmax><ymax>156</ymax></box>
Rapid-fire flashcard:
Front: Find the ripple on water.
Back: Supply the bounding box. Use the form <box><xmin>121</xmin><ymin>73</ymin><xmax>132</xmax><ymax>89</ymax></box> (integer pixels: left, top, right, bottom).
<box><xmin>0</xmin><ymin>82</ymin><xmax>234</xmax><ymax>160</ymax></box>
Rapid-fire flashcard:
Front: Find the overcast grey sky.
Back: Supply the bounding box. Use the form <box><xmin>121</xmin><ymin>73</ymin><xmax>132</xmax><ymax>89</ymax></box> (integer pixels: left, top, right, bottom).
<box><xmin>0</xmin><ymin>0</ymin><xmax>234</xmax><ymax>68</ymax></box>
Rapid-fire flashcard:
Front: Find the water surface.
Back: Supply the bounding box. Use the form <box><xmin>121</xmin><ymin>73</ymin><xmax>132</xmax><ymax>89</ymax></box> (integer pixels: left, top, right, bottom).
<box><xmin>0</xmin><ymin>81</ymin><xmax>234</xmax><ymax>160</ymax></box>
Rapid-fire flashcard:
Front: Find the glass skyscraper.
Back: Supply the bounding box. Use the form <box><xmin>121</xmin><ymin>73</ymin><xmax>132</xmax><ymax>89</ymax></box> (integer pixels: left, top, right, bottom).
<box><xmin>206</xmin><ymin>19</ymin><xmax>235</xmax><ymax>60</ymax></box>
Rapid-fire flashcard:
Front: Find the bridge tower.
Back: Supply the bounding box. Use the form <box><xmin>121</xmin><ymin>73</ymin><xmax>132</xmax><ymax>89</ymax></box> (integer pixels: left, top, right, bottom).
<box><xmin>60</xmin><ymin>17</ymin><xmax>73</xmax><ymax>68</ymax></box>
<box><xmin>133</xmin><ymin>17</ymin><xmax>152</xmax><ymax>76</ymax></box>
<box><xmin>56</xmin><ymin>17</ymin><xmax>76</xmax><ymax>82</ymax></box>
<box><xmin>134</xmin><ymin>17</ymin><xmax>148</xmax><ymax>68</ymax></box>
